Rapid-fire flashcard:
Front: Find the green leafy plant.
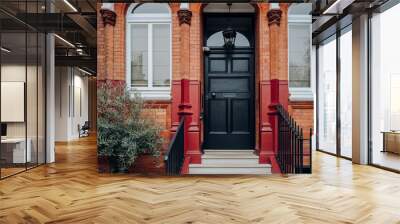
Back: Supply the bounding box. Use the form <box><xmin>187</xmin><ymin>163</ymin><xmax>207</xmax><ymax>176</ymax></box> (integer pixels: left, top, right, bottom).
<box><xmin>97</xmin><ymin>80</ymin><xmax>162</xmax><ymax>172</ymax></box>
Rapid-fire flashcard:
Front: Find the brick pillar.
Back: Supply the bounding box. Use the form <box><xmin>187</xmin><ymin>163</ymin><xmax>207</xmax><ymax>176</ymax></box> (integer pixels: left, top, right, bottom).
<box><xmin>258</xmin><ymin>4</ymin><xmax>275</xmax><ymax>167</ymax></box>
<box><xmin>99</xmin><ymin>6</ymin><xmax>116</xmax><ymax>81</ymax></box>
<box><xmin>177</xmin><ymin>8</ymin><xmax>201</xmax><ymax>164</ymax></box>
<box><xmin>268</xmin><ymin>8</ymin><xmax>281</xmax><ymax>82</ymax></box>
<box><xmin>258</xmin><ymin>6</ymin><xmax>285</xmax><ymax>173</ymax></box>
<box><xmin>278</xmin><ymin>4</ymin><xmax>289</xmax><ymax>110</ymax></box>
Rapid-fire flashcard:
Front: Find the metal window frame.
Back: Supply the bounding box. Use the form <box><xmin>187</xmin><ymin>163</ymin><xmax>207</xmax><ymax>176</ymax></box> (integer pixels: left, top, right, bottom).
<box><xmin>315</xmin><ymin>23</ymin><xmax>353</xmax><ymax>161</ymax></box>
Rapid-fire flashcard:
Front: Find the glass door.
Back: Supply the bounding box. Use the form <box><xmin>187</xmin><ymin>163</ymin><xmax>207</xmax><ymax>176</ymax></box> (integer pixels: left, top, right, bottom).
<box><xmin>317</xmin><ymin>35</ymin><xmax>337</xmax><ymax>155</ymax></box>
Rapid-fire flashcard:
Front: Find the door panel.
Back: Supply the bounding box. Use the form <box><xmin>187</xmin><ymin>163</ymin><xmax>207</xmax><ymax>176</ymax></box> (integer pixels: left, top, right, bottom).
<box><xmin>209</xmin><ymin>59</ymin><xmax>227</xmax><ymax>73</ymax></box>
<box><xmin>232</xmin><ymin>99</ymin><xmax>250</xmax><ymax>132</ymax></box>
<box><xmin>232</xmin><ymin>58</ymin><xmax>250</xmax><ymax>73</ymax></box>
<box><xmin>204</xmin><ymin>52</ymin><xmax>254</xmax><ymax>149</ymax></box>
<box><xmin>209</xmin><ymin>100</ymin><xmax>227</xmax><ymax>133</ymax></box>
<box><xmin>209</xmin><ymin>78</ymin><xmax>248</xmax><ymax>92</ymax></box>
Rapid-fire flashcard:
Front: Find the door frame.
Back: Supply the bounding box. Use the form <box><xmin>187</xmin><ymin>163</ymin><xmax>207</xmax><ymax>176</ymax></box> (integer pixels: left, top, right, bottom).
<box><xmin>202</xmin><ymin>13</ymin><xmax>256</xmax><ymax>150</ymax></box>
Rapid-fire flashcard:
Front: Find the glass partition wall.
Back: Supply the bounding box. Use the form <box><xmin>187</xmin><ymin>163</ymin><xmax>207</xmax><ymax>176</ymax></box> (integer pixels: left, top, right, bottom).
<box><xmin>0</xmin><ymin>1</ymin><xmax>47</xmax><ymax>179</ymax></box>
<box><xmin>316</xmin><ymin>26</ymin><xmax>353</xmax><ymax>159</ymax></box>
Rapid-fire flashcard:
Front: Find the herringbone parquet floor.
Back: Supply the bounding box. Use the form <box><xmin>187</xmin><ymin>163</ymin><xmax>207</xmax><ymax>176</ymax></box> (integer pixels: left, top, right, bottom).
<box><xmin>1</xmin><ymin>136</ymin><xmax>400</xmax><ymax>224</ymax></box>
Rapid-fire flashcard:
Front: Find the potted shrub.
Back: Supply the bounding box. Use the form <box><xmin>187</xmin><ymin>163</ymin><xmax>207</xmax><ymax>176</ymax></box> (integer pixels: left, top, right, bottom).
<box><xmin>97</xmin><ymin>80</ymin><xmax>162</xmax><ymax>173</ymax></box>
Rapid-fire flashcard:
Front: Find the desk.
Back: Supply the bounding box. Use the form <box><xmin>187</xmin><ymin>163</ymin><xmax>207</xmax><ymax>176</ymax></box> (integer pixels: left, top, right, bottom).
<box><xmin>382</xmin><ymin>132</ymin><xmax>400</xmax><ymax>154</ymax></box>
<box><xmin>1</xmin><ymin>138</ymin><xmax>31</xmax><ymax>163</ymax></box>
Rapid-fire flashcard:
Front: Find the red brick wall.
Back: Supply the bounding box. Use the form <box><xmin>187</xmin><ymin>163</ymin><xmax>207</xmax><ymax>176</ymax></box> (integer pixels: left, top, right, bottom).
<box><xmin>143</xmin><ymin>102</ymin><xmax>172</xmax><ymax>131</ymax></box>
<box><xmin>134</xmin><ymin>101</ymin><xmax>171</xmax><ymax>174</ymax></box>
<box><xmin>289</xmin><ymin>100</ymin><xmax>314</xmax><ymax>167</ymax></box>
<box><xmin>289</xmin><ymin>101</ymin><xmax>314</xmax><ymax>138</ymax></box>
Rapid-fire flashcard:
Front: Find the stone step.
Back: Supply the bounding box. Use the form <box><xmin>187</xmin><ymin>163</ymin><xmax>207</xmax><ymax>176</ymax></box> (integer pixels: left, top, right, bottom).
<box><xmin>202</xmin><ymin>154</ymin><xmax>258</xmax><ymax>158</ymax></box>
<box><xmin>189</xmin><ymin>163</ymin><xmax>271</xmax><ymax>175</ymax></box>
<box><xmin>202</xmin><ymin>154</ymin><xmax>259</xmax><ymax>165</ymax></box>
<box><xmin>203</xmin><ymin>150</ymin><xmax>255</xmax><ymax>155</ymax></box>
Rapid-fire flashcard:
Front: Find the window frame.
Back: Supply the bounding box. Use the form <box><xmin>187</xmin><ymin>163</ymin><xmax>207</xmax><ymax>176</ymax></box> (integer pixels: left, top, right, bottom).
<box><xmin>126</xmin><ymin>3</ymin><xmax>172</xmax><ymax>100</ymax></box>
<box><xmin>288</xmin><ymin>14</ymin><xmax>313</xmax><ymax>101</ymax></box>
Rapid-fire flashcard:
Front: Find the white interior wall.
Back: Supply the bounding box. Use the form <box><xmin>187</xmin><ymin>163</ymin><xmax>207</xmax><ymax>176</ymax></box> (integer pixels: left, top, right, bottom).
<box><xmin>55</xmin><ymin>67</ymin><xmax>89</xmax><ymax>141</ymax></box>
<box><xmin>55</xmin><ymin>66</ymin><xmax>69</xmax><ymax>141</ymax></box>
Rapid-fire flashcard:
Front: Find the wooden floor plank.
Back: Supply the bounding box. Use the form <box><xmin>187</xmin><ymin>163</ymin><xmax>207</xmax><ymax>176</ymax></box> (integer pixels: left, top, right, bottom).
<box><xmin>0</xmin><ymin>136</ymin><xmax>400</xmax><ymax>223</ymax></box>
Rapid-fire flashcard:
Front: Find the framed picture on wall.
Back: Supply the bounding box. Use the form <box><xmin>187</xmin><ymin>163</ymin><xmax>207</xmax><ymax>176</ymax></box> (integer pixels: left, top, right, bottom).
<box><xmin>1</xmin><ymin>81</ymin><xmax>25</xmax><ymax>122</ymax></box>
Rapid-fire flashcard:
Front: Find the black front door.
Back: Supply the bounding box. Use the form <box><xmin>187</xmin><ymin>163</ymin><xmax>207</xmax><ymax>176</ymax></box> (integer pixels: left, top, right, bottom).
<box><xmin>204</xmin><ymin>51</ymin><xmax>254</xmax><ymax>149</ymax></box>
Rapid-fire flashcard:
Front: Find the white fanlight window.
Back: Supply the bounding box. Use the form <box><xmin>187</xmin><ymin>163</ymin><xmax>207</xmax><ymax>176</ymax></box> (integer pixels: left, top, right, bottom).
<box><xmin>126</xmin><ymin>3</ymin><xmax>171</xmax><ymax>99</ymax></box>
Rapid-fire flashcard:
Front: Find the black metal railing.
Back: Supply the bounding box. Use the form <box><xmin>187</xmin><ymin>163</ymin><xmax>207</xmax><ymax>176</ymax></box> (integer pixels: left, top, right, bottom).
<box><xmin>165</xmin><ymin>118</ymin><xmax>185</xmax><ymax>175</ymax></box>
<box><xmin>276</xmin><ymin>104</ymin><xmax>312</xmax><ymax>174</ymax></box>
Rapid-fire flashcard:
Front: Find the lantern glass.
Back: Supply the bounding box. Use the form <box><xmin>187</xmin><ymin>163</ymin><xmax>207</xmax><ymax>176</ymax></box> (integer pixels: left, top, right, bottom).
<box><xmin>223</xmin><ymin>27</ymin><xmax>236</xmax><ymax>48</ymax></box>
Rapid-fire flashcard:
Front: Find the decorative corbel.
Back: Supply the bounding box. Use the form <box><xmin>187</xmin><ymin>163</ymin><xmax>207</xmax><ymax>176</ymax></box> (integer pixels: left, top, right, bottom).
<box><xmin>177</xmin><ymin>9</ymin><xmax>192</xmax><ymax>26</ymax></box>
<box><xmin>267</xmin><ymin>9</ymin><xmax>282</xmax><ymax>26</ymax></box>
<box><xmin>100</xmin><ymin>9</ymin><xmax>116</xmax><ymax>26</ymax></box>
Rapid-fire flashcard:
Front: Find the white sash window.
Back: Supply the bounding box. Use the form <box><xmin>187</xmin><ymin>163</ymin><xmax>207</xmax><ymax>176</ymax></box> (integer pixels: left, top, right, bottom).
<box><xmin>126</xmin><ymin>4</ymin><xmax>171</xmax><ymax>99</ymax></box>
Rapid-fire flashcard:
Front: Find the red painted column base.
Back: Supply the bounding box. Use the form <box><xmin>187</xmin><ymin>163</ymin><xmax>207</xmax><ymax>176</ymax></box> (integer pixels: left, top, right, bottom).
<box><xmin>175</xmin><ymin>79</ymin><xmax>202</xmax><ymax>173</ymax></box>
<box><xmin>186</xmin><ymin>129</ymin><xmax>202</xmax><ymax>164</ymax></box>
<box><xmin>186</xmin><ymin>80</ymin><xmax>202</xmax><ymax>164</ymax></box>
<box><xmin>181</xmin><ymin>156</ymin><xmax>191</xmax><ymax>175</ymax></box>
<box><xmin>259</xmin><ymin>79</ymin><xmax>286</xmax><ymax>173</ymax></box>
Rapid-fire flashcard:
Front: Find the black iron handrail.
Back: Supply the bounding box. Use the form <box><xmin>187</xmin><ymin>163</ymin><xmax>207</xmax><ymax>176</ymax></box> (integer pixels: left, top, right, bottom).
<box><xmin>165</xmin><ymin>118</ymin><xmax>185</xmax><ymax>175</ymax></box>
<box><xmin>276</xmin><ymin>104</ymin><xmax>312</xmax><ymax>174</ymax></box>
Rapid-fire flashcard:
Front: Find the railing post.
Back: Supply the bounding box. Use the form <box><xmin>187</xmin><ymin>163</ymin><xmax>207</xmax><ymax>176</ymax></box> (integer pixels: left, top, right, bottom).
<box><xmin>295</xmin><ymin>127</ymin><xmax>298</xmax><ymax>174</ymax></box>
<box><xmin>300</xmin><ymin>128</ymin><xmax>304</xmax><ymax>173</ymax></box>
<box><xmin>309</xmin><ymin>128</ymin><xmax>313</xmax><ymax>173</ymax></box>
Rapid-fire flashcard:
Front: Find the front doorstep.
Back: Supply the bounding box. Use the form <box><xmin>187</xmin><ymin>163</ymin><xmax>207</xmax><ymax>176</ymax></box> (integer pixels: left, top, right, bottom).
<box><xmin>188</xmin><ymin>150</ymin><xmax>272</xmax><ymax>175</ymax></box>
<box><xmin>189</xmin><ymin>164</ymin><xmax>272</xmax><ymax>175</ymax></box>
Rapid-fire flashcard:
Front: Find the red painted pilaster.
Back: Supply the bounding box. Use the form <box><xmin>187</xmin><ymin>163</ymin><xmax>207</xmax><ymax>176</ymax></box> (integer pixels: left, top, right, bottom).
<box><xmin>269</xmin><ymin>79</ymin><xmax>279</xmax><ymax>155</ymax></box>
<box><xmin>187</xmin><ymin>80</ymin><xmax>201</xmax><ymax>163</ymax></box>
<box><xmin>259</xmin><ymin>80</ymin><xmax>273</xmax><ymax>164</ymax></box>
<box><xmin>178</xmin><ymin>79</ymin><xmax>193</xmax><ymax>159</ymax></box>
<box><xmin>176</xmin><ymin>8</ymin><xmax>202</xmax><ymax>165</ymax></box>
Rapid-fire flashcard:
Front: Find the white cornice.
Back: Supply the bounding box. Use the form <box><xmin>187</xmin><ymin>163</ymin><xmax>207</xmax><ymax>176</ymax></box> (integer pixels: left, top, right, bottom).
<box><xmin>101</xmin><ymin>3</ymin><xmax>114</xmax><ymax>11</ymax></box>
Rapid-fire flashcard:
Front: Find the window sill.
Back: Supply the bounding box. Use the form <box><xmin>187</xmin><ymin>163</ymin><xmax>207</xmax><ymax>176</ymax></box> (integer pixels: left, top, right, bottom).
<box><xmin>129</xmin><ymin>88</ymin><xmax>171</xmax><ymax>101</ymax></box>
<box><xmin>289</xmin><ymin>87</ymin><xmax>314</xmax><ymax>102</ymax></box>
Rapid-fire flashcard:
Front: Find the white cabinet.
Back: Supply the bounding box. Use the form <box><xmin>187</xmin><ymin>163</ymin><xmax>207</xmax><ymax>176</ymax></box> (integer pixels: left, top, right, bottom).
<box><xmin>1</xmin><ymin>138</ymin><xmax>32</xmax><ymax>163</ymax></box>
